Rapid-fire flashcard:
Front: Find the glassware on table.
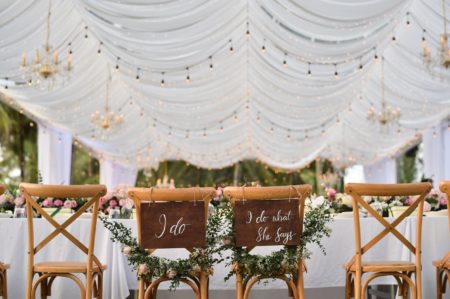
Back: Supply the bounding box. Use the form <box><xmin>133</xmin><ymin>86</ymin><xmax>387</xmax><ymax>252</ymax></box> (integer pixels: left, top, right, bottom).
<box><xmin>14</xmin><ymin>207</ymin><xmax>26</xmax><ymax>218</ymax></box>
<box><xmin>109</xmin><ymin>207</ymin><xmax>120</xmax><ymax>219</ymax></box>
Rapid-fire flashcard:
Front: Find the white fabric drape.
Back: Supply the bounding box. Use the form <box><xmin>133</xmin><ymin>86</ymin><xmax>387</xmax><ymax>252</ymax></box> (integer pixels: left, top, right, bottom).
<box><xmin>99</xmin><ymin>159</ymin><xmax>137</xmax><ymax>190</ymax></box>
<box><xmin>0</xmin><ymin>0</ymin><xmax>449</xmax><ymax>170</ymax></box>
<box><xmin>422</xmin><ymin>120</ymin><xmax>450</xmax><ymax>187</ymax></box>
<box><xmin>37</xmin><ymin>123</ymin><xmax>72</xmax><ymax>184</ymax></box>
<box><xmin>363</xmin><ymin>158</ymin><xmax>397</xmax><ymax>183</ymax></box>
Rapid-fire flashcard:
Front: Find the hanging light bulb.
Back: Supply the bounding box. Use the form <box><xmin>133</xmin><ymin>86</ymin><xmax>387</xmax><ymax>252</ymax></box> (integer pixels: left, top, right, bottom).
<box><xmin>229</xmin><ymin>39</ymin><xmax>234</xmax><ymax>52</ymax></box>
<box><xmin>283</xmin><ymin>53</ymin><xmax>287</xmax><ymax>67</ymax></box>
<box><xmin>406</xmin><ymin>12</ymin><xmax>411</xmax><ymax>26</ymax></box>
<box><xmin>136</xmin><ymin>68</ymin><xmax>140</xmax><ymax>81</ymax></box>
<box><xmin>186</xmin><ymin>67</ymin><xmax>190</xmax><ymax>83</ymax></box>
<box><xmin>209</xmin><ymin>56</ymin><xmax>213</xmax><ymax>70</ymax></box>
<box><xmin>334</xmin><ymin>63</ymin><xmax>339</xmax><ymax>79</ymax></box>
<box><xmin>84</xmin><ymin>26</ymin><xmax>89</xmax><ymax>39</ymax></box>
<box><xmin>160</xmin><ymin>72</ymin><xmax>165</xmax><ymax>87</ymax></box>
<box><xmin>307</xmin><ymin>62</ymin><xmax>312</xmax><ymax>77</ymax></box>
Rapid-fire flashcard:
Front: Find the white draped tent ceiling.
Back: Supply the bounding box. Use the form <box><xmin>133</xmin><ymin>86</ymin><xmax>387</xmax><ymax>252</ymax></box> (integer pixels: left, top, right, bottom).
<box><xmin>0</xmin><ymin>0</ymin><xmax>449</xmax><ymax>170</ymax></box>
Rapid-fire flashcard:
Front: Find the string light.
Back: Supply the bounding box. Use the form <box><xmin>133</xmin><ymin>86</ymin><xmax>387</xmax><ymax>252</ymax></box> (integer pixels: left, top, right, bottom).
<box><xmin>392</xmin><ymin>35</ymin><xmax>396</xmax><ymax>43</ymax></box>
<box><xmin>186</xmin><ymin>67</ymin><xmax>190</xmax><ymax>83</ymax></box>
<box><xmin>406</xmin><ymin>12</ymin><xmax>411</xmax><ymax>26</ymax></box>
<box><xmin>246</xmin><ymin>22</ymin><xmax>250</xmax><ymax>37</ymax></box>
<box><xmin>135</xmin><ymin>68</ymin><xmax>140</xmax><ymax>80</ymax></box>
<box><xmin>307</xmin><ymin>62</ymin><xmax>312</xmax><ymax>77</ymax></box>
<box><xmin>374</xmin><ymin>47</ymin><xmax>379</xmax><ymax>60</ymax></box>
<box><xmin>334</xmin><ymin>63</ymin><xmax>339</xmax><ymax>79</ymax></box>
<box><xmin>359</xmin><ymin>57</ymin><xmax>363</xmax><ymax>71</ymax></box>
<box><xmin>68</xmin><ymin>42</ymin><xmax>72</xmax><ymax>55</ymax></box>
<box><xmin>160</xmin><ymin>72</ymin><xmax>165</xmax><ymax>87</ymax></box>
<box><xmin>261</xmin><ymin>40</ymin><xmax>266</xmax><ymax>53</ymax></box>
<box><xmin>209</xmin><ymin>56</ymin><xmax>213</xmax><ymax>70</ymax></box>
<box><xmin>115</xmin><ymin>57</ymin><xmax>120</xmax><ymax>71</ymax></box>
<box><xmin>97</xmin><ymin>42</ymin><xmax>102</xmax><ymax>55</ymax></box>
<box><xmin>283</xmin><ymin>53</ymin><xmax>287</xmax><ymax>67</ymax></box>
<box><xmin>229</xmin><ymin>39</ymin><xmax>234</xmax><ymax>52</ymax></box>
<box><xmin>84</xmin><ymin>26</ymin><xmax>88</xmax><ymax>39</ymax></box>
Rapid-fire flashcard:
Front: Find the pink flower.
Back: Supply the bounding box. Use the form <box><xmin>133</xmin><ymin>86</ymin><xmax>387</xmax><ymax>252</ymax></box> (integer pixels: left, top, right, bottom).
<box><xmin>423</xmin><ymin>201</ymin><xmax>431</xmax><ymax>212</ymax></box>
<box><xmin>381</xmin><ymin>196</ymin><xmax>390</xmax><ymax>202</ymax></box>
<box><xmin>404</xmin><ymin>197</ymin><xmax>415</xmax><ymax>206</ymax></box>
<box><xmin>63</xmin><ymin>200</ymin><xmax>72</xmax><ymax>209</ymax></box>
<box><xmin>109</xmin><ymin>200</ymin><xmax>118</xmax><ymax>208</ymax></box>
<box><xmin>138</xmin><ymin>264</ymin><xmax>148</xmax><ymax>275</ymax></box>
<box><xmin>326</xmin><ymin>188</ymin><xmax>336</xmax><ymax>200</ymax></box>
<box><xmin>119</xmin><ymin>199</ymin><xmax>126</xmax><ymax>207</ymax></box>
<box><xmin>53</xmin><ymin>199</ymin><xmax>63</xmax><ymax>207</ymax></box>
<box><xmin>14</xmin><ymin>196</ymin><xmax>25</xmax><ymax>207</ymax></box>
<box><xmin>70</xmin><ymin>200</ymin><xmax>78</xmax><ymax>209</ymax></box>
<box><xmin>122</xmin><ymin>246</ymin><xmax>132</xmax><ymax>256</ymax></box>
<box><xmin>438</xmin><ymin>194</ymin><xmax>447</xmax><ymax>207</ymax></box>
<box><xmin>42</xmin><ymin>198</ymin><xmax>53</xmax><ymax>207</ymax></box>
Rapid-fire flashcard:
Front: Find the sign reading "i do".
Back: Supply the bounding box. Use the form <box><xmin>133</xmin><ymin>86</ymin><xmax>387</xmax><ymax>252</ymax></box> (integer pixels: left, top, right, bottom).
<box><xmin>234</xmin><ymin>199</ymin><xmax>301</xmax><ymax>246</ymax></box>
<box><xmin>140</xmin><ymin>201</ymin><xmax>206</xmax><ymax>248</ymax></box>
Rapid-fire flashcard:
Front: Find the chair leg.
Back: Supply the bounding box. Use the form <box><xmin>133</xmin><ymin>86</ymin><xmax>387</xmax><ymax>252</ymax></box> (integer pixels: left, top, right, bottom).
<box><xmin>1</xmin><ymin>269</ymin><xmax>7</xmax><ymax>299</ymax></box>
<box><xmin>297</xmin><ymin>268</ymin><xmax>305</xmax><ymax>299</ymax></box>
<box><xmin>436</xmin><ymin>268</ymin><xmax>442</xmax><ymax>299</ymax></box>
<box><xmin>39</xmin><ymin>274</ymin><xmax>48</xmax><ymax>299</ymax></box>
<box><xmin>236</xmin><ymin>271</ymin><xmax>244</xmax><ymax>299</ymax></box>
<box><xmin>97</xmin><ymin>272</ymin><xmax>103</xmax><ymax>299</ymax></box>
<box><xmin>345</xmin><ymin>271</ymin><xmax>353</xmax><ymax>299</ymax></box>
<box><xmin>200</xmin><ymin>272</ymin><xmax>208</xmax><ymax>299</ymax></box>
<box><xmin>354</xmin><ymin>271</ymin><xmax>362</xmax><ymax>299</ymax></box>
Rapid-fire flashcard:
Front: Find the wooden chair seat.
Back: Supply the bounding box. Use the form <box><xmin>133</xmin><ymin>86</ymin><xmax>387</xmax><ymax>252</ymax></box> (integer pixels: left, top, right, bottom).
<box><xmin>433</xmin><ymin>260</ymin><xmax>450</xmax><ymax>268</ymax></box>
<box><xmin>35</xmin><ymin>262</ymin><xmax>107</xmax><ymax>273</ymax></box>
<box><xmin>0</xmin><ymin>263</ymin><xmax>9</xmax><ymax>270</ymax></box>
<box><xmin>347</xmin><ymin>261</ymin><xmax>416</xmax><ymax>273</ymax></box>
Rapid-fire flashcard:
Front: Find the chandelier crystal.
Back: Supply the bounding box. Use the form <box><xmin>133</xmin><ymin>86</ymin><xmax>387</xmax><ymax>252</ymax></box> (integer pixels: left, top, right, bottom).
<box><xmin>367</xmin><ymin>58</ymin><xmax>401</xmax><ymax>128</ymax></box>
<box><xmin>421</xmin><ymin>0</ymin><xmax>450</xmax><ymax>71</ymax></box>
<box><xmin>20</xmin><ymin>0</ymin><xmax>72</xmax><ymax>90</ymax></box>
<box><xmin>91</xmin><ymin>75</ymin><xmax>124</xmax><ymax>133</ymax></box>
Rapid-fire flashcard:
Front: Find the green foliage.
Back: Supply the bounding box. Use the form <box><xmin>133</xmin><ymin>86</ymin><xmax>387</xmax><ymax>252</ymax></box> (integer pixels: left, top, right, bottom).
<box><xmin>214</xmin><ymin>198</ymin><xmax>332</xmax><ymax>282</ymax></box>
<box><xmin>397</xmin><ymin>145</ymin><xmax>419</xmax><ymax>183</ymax></box>
<box><xmin>100</xmin><ymin>208</ymin><xmax>225</xmax><ymax>290</ymax></box>
<box><xmin>71</xmin><ymin>146</ymin><xmax>99</xmax><ymax>184</ymax></box>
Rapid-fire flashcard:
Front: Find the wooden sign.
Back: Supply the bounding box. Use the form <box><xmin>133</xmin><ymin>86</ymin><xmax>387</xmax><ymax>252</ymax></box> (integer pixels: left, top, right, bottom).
<box><xmin>140</xmin><ymin>201</ymin><xmax>206</xmax><ymax>249</ymax></box>
<box><xmin>234</xmin><ymin>199</ymin><xmax>300</xmax><ymax>246</ymax></box>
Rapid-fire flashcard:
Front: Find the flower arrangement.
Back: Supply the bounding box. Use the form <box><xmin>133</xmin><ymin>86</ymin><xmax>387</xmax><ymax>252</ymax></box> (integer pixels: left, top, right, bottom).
<box><xmin>0</xmin><ymin>188</ymin><xmax>20</xmax><ymax>213</ymax></box>
<box><xmin>322</xmin><ymin>187</ymin><xmax>353</xmax><ymax>214</ymax></box>
<box><xmin>99</xmin><ymin>185</ymin><xmax>134</xmax><ymax>218</ymax></box>
<box><xmin>215</xmin><ymin>194</ymin><xmax>332</xmax><ymax>282</ymax></box>
<box><xmin>100</xmin><ymin>201</ymin><xmax>225</xmax><ymax>290</ymax></box>
<box><xmin>36</xmin><ymin>197</ymin><xmax>85</xmax><ymax>212</ymax></box>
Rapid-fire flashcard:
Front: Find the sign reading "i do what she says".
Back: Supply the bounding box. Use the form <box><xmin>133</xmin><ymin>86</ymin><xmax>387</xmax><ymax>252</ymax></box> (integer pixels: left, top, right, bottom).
<box><xmin>234</xmin><ymin>199</ymin><xmax>301</xmax><ymax>246</ymax></box>
<box><xmin>140</xmin><ymin>201</ymin><xmax>206</xmax><ymax>249</ymax></box>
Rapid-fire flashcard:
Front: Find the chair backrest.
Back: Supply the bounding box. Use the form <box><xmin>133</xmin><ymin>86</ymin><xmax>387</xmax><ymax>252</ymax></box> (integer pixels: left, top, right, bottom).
<box><xmin>439</xmin><ymin>181</ymin><xmax>450</xmax><ymax>230</ymax></box>
<box><xmin>345</xmin><ymin>183</ymin><xmax>431</xmax><ymax>268</ymax></box>
<box><xmin>223</xmin><ymin>185</ymin><xmax>311</xmax><ymax>250</ymax></box>
<box><xmin>128</xmin><ymin>187</ymin><xmax>215</xmax><ymax>252</ymax></box>
<box><xmin>19</xmin><ymin>183</ymin><xmax>107</xmax><ymax>269</ymax></box>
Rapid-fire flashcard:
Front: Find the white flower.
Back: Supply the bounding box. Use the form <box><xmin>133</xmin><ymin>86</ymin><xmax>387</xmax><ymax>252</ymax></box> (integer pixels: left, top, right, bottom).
<box><xmin>311</xmin><ymin>196</ymin><xmax>325</xmax><ymax>208</ymax></box>
<box><xmin>340</xmin><ymin>194</ymin><xmax>353</xmax><ymax>208</ymax></box>
<box><xmin>167</xmin><ymin>269</ymin><xmax>177</xmax><ymax>279</ymax></box>
<box><xmin>122</xmin><ymin>246</ymin><xmax>132</xmax><ymax>257</ymax></box>
<box><xmin>138</xmin><ymin>264</ymin><xmax>148</xmax><ymax>275</ymax></box>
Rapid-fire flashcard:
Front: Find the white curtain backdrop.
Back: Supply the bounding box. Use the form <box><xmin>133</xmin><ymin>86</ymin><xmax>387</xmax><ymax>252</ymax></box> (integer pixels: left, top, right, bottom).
<box><xmin>422</xmin><ymin>121</ymin><xmax>450</xmax><ymax>187</ymax></box>
<box><xmin>0</xmin><ymin>0</ymin><xmax>449</xmax><ymax>170</ymax></box>
<box><xmin>99</xmin><ymin>159</ymin><xmax>138</xmax><ymax>190</ymax></box>
<box><xmin>37</xmin><ymin>123</ymin><xmax>72</xmax><ymax>184</ymax></box>
<box><xmin>363</xmin><ymin>158</ymin><xmax>397</xmax><ymax>184</ymax></box>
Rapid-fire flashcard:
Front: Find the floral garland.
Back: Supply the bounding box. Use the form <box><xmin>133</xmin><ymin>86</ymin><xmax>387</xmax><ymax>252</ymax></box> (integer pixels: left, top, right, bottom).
<box><xmin>100</xmin><ymin>205</ymin><xmax>225</xmax><ymax>290</ymax></box>
<box><xmin>214</xmin><ymin>196</ymin><xmax>332</xmax><ymax>282</ymax></box>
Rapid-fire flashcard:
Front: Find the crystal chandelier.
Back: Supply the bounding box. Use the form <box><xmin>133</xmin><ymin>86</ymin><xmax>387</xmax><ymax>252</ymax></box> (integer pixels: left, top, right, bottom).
<box><xmin>367</xmin><ymin>58</ymin><xmax>401</xmax><ymax>127</ymax></box>
<box><xmin>421</xmin><ymin>0</ymin><xmax>450</xmax><ymax>71</ymax></box>
<box><xmin>20</xmin><ymin>0</ymin><xmax>72</xmax><ymax>90</ymax></box>
<box><xmin>91</xmin><ymin>75</ymin><xmax>124</xmax><ymax>132</ymax></box>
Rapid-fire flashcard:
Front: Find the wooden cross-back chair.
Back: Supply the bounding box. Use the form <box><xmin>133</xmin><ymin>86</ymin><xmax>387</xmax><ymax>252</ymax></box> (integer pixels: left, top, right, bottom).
<box><xmin>223</xmin><ymin>185</ymin><xmax>312</xmax><ymax>299</ymax></box>
<box><xmin>128</xmin><ymin>187</ymin><xmax>216</xmax><ymax>299</ymax></box>
<box><xmin>434</xmin><ymin>181</ymin><xmax>450</xmax><ymax>299</ymax></box>
<box><xmin>19</xmin><ymin>183</ymin><xmax>107</xmax><ymax>299</ymax></box>
<box><xmin>0</xmin><ymin>184</ymin><xmax>9</xmax><ymax>299</ymax></box>
<box><xmin>344</xmin><ymin>182</ymin><xmax>432</xmax><ymax>299</ymax></box>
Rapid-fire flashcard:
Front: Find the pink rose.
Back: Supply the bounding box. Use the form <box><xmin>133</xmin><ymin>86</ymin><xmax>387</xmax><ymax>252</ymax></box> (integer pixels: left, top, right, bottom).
<box><xmin>326</xmin><ymin>188</ymin><xmax>336</xmax><ymax>200</ymax></box>
<box><xmin>53</xmin><ymin>199</ymin><xmax>63</xmax><ymax>207</ymax></box>
<box><xmin>423</xmin><ymin>201</ymin><xmax>431</xmax><ymax>212</ymax></box>
<box><xmin>14</xmin><ymin>196</ymin><xmax>25</xmax><ymax>207</ymax></box>
<box><xmin>70</xmin><ymin>200</ymin><xmax>78</xmax><ymax>209</ymax></box>
<box><xmin>63</xmin><ymin>200</ymin><xmax>73</xmax><ymax>209</ymax></box>
<box><xmin>138</xmin><ymin>264</ymin><xmax>148</xmax><ymax>275</ymax></box>
<box><xmin>404</xmin><ymin>197</ymin><xmax>414</xmax><ymax>206</ymax></box>
<box><xmin>42</xmin><ymin>198</ymin><xmax>53</xmax><ymax>207</ymax></box>
<box><xmin>119</xmin><ymin>199</ymin><xmax>126</xmax><ymax>207</ymax></box>
<box><xmin>381</xmin><ymin>196</ymin><xmax>390</xmax><ymax>202</ymax></box>
<box><xmin>109</xmin><ymin>200</ymin><xmax>118</xmax><ymax>208</ymax></box>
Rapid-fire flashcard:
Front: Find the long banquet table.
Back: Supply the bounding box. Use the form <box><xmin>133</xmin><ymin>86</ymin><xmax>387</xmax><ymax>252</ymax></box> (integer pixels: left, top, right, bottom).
<box><xmin>0</xmin><ymin>216</ymin><xmax>448</xmax><ymax>299</ymax></box>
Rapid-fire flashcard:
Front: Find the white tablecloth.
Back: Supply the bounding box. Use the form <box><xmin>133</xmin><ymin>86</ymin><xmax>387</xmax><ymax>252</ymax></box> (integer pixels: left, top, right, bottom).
<box><xmin>0</xmin><ymin>216</ymin><xmax>448</xmax><ymax>299</ymax></box>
